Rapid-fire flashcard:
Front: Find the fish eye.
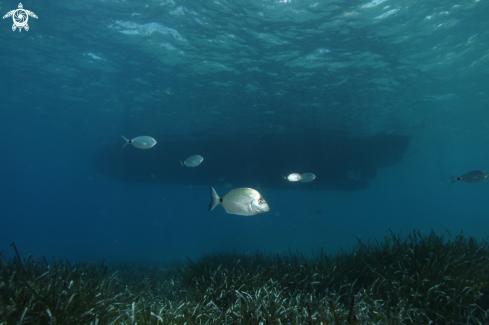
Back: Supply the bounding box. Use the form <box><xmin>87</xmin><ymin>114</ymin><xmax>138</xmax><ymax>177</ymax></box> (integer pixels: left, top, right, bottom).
<box><xmin>258</xmin><ymin>198</ymin><xmax>265</xmax><ymax>204</ymax></box>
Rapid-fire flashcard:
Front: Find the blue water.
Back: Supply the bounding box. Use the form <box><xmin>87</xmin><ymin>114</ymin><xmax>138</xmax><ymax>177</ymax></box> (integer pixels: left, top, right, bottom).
<box><xmin>1</xmin><ymin>0</ymin><xmax>488</xmax><ymax>264</ymax></box>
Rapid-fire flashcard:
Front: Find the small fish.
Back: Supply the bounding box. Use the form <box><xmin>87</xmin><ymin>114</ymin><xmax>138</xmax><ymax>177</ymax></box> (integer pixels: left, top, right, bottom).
<box><xmin>284</xmin><ymin>173</ymin><xmax>303</xmax><ymax>182</ymax></box>
<box><xmin>180</xmin><ymin>155</ymin><xmax>204</xmax><ymax>167</ymax></box>
<box><xmin>449</xmin><ymin>170</ymin><xmax>489</xmax><ymax>185</ymax></box>
<box><xmin>121</xmin><ymin>135</ymin><xmax>157</xmax><ymax>149</ymax></box>
<box><xmin>209</xmin><ymin>187</ymin><xmax>270</xmax><ymax>216</ymax></box>
<box><xmin>300</xmin><ymin>173</ymin><xmax>316</xmax><ymax>183</ymax></box>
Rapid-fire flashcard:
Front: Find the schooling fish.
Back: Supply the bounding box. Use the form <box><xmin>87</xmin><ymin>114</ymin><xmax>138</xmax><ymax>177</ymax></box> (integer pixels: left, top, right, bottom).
<box><xmin>181</xmin><ymin>155</ymin><xmax>204</xmax><ymax>167</ymax></box>
<box><xmin>449</xmin><ymin>170</ymin><xmax>489</xmax><ymax>185</ymax></box>
<box><xmin>209</xmin><ymin>187</ymin><xmax>270</xmax><ymax>216</ymax></box>
<box><xmin>121</xmin><ymin>135</ymin><xmax>157</xmax><ymax>149</ymax></box>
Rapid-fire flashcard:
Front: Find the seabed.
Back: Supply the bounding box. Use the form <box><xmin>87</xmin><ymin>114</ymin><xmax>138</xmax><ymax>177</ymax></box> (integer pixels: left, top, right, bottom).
<box><xmin>1</xmin><ymin>230</ymin><xmax>488</xmax><ymax>324</ymax></box>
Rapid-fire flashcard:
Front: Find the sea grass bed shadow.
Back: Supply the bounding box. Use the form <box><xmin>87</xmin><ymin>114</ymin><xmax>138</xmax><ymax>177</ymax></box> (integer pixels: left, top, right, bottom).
<box><xmin>1</xmin><ymin>230</ymin><xmax>488</xmax><ymax>324</ymax></box>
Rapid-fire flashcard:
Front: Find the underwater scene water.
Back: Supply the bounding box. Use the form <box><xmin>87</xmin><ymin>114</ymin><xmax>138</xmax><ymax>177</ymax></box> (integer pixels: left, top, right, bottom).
<box><xmin>1</xmin><ymin>0</ymin><xmax>489</xmax><ymax>323</ymax></box>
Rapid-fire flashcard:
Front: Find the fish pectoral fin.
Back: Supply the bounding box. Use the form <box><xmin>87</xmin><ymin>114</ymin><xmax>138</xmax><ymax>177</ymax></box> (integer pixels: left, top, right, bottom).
<box><xmin>223</xmin><ymin>201</ymin><xmax>250</xmax><ymax>215</ymax></box>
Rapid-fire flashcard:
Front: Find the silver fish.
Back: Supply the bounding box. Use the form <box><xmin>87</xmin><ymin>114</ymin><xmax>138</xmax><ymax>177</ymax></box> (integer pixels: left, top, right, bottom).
<box><xmin>449</xmin><ymin>170</ymin><xmax>489</xmax><ymax>185</ymax></box>
<box><xmin>209</xmin><ymin>187</ymin><xmax>270</xmax><ymax>216</ymax></box>
<box><xmin>284</xmin><ymin>173</ymin><xmax>303</xmax><ymax>182</ymax></box>
<box><xmin>121</xmin><ymin>135</ymin><xmax>157</xmax><ymax>149</ymax></box>
<box><xmin>300</xmin><ymin>172</ymin><xmax>316</xmax><ymax>183</ymax></box>
<box><xmin>181</xmin><ymin>155</ymin><xmax>204</xmax><ymax>167</ymax></box>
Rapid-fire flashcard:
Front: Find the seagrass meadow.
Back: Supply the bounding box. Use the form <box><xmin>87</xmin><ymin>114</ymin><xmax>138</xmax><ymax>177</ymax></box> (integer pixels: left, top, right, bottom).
<box><xmin>1</xmin><ymin>231</ymin><xmax>488</xmax><ymax>325</ymax></box>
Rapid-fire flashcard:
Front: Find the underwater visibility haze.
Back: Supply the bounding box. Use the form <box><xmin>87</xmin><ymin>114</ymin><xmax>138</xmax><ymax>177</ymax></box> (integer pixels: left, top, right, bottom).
<box><xmin>1</xmin><ymin>0</ymin><xmax>489</xmax><ymax>323</ymax></box>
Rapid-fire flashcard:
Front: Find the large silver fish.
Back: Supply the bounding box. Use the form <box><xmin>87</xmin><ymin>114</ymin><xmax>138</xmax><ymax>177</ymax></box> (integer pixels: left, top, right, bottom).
<box><xmin>449</xmin><ymin>170</ymin><xmax>488</xmax><ymax>185</ymax></box>
<box><xmin>208</xmin><ymin>187</ymin><xmax>270</xmax><ymax>216</ymax></box>
<box><xmin>181</xmin><ymin>155</ymin><xmax>204</xmax><ymax>167</ymax></box>
<box><xmin>121</xmin><ymin>135</ymin><xmax>157</xmax><ymax>149</ymax></box>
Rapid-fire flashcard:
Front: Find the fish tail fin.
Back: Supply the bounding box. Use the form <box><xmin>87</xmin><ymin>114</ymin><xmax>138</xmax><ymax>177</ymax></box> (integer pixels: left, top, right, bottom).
<box><xmin>180</xmin><ymin>160</ymin><xmax>184</xmax><ymax>167</ymax></box>
<box><xmin>121</xmin><ymin>135</ymin><xmax>130</xmax><ymax>148</ymax></box>
<box><xmin>449</xmin><ymin>175</ymin><xmax>458</xmax><ymax>185</ymax></box>
<box><xmin>209</xmin><ymin>187</ymin><xmax>221</xmax><ymax>212</ymax></box>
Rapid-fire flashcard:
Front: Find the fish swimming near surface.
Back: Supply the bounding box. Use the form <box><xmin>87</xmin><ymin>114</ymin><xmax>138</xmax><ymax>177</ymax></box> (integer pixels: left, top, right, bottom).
<box><xmin>449</xmin><ymin>170</ymin><xmax>489</xmax><ymax>185</ymax></box>
<box><xmin>284</xmin><ymin>173</ymin><xmax>303</xmax><ymax>182</ymax></box>
<box><xmin>300</xmin><ymin>172</ymin><xmax>316</xmax><ymax>183</ymax></box>
<box><xmin>181</xmin><ymin>155</ymin><xmax>204</xmax><ymax>167</ymax></box>
<box><xmin>209</xmin><ymin>187</ymin><xmax>270</xmax><ymax>216</ymax></box>
<box><xmin>121</xmin><ymin>135</ymin><xmax>157</xmax><ymax>149</ymax></box>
